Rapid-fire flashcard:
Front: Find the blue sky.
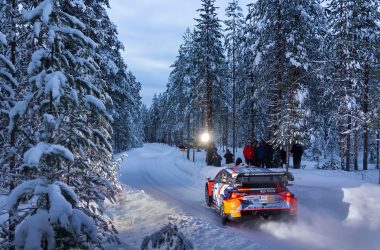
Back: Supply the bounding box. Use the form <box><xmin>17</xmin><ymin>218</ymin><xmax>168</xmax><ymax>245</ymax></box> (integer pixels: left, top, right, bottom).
<box><xmin>107</xmin><ymin>0</ymin><xmax>252</xmax><ymax>106</ymax></box>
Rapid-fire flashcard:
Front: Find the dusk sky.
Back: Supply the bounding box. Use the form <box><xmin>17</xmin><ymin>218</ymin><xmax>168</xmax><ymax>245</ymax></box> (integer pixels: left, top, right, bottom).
<box><xmin>107</xmin><ymin>0</ymin><xmax>252</xmax><ymax>106</ymax></box>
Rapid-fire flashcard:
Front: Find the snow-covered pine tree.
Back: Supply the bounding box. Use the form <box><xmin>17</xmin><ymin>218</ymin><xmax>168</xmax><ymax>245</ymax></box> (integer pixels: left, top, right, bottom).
<box><xmin>78</xmin><ymin>0</ymin><xmax>143</xmax><ymax>152</ymax></box>
<box><xmin>4</xmin><ymin>0</ymin><xmax>120</xmax><ymax>248</ymax></box>
<box><xmin>224</xmin><ymin>0</ymin><xmax>244</xmax><ymax>154</ymax></box>
<box><xmin>347</xmin><ymin>0</ymin><xmax>380</xmax><ymax>170</ymax></box>
<box><xmin>247</xmin><ymin>0</ymin><xmax>324</xmax><ymax>167</ymax></box>
<box><xmin>194</xmin><ymin>0</ymin><xmax>227</xmax><ymax>152</ymax></box>
<box><xmin>326</xmin><ymin>0</ymin><xmax>359</xmax><ymax>171</ymax></box>
<box><xmin>0</xmin><ymin>27</ymin><xmax>17</xmax><ymax>192</ymax></box>
<box><xmin>165</xmin><ymin>29</ymin><xmax>197</xmax><ymax>147</ymax></box>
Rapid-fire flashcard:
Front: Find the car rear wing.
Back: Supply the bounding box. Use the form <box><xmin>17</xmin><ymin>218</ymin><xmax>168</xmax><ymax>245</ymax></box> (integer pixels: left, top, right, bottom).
<box><xmin>235</xmin><ymin>171</ymin><xmax>294</xmax><ymax>186</ymax></box>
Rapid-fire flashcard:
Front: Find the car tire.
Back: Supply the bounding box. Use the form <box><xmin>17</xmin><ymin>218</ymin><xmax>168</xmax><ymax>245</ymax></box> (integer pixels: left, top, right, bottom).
<box><xmin>205</xmin><ymin>184</ymin><xmax>212</xmax><ymax>207</ymax></box>
<box><xmin>220</xmin><ymin>203</ymin><xmax>228</xmax><ymax>225</ymax></box>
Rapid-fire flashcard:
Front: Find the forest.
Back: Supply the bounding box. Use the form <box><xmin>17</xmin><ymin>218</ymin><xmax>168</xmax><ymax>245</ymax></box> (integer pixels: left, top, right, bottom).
<box><xmin>143</xmin><ymin>0</ymin><xmax>380</xmax><ymax>173</ymax></box>
<box><xmin>1</xmin><ymin>0</ymin><xmax>380</xmax><ymax>249</ymax></box>
<box><xmin>0</xmin><ymin>0</ymin><xmax>143</xmax><ymax>248</ymax></box>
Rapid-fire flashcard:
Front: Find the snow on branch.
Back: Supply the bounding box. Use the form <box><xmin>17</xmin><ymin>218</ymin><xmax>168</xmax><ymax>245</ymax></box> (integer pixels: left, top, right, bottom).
<box><xmin>59</xmin><ymin>12</ymin><xmax>86</xmax><ymax>29</ymax></box>
<box><xmin>70</xmin><ymin>209</ymin><xmax>97</xmax><ymax>241</ymax></box>
<box><xmin>0</xmin><ymin>69</ymin><xmax>18</xmax><ymax>87</ymax></box>
<box><xmin>27</xmin><ymin>49</ymin><xmax>47</xmax><ymax>75</ymax></box>
<box><xmin>54</xmin><ymin>26</ymin><xmax>97</xmax><ymax>49</ymax></box>
<box><xmin>54</xmin><ymin>181</ymin><xmax>78</xmax><ymax>206</ymax></box>
<box><xmin>15</xmin><ymin>209</ymin><xmax>55</xmax><ymax>250</ymax></box>
<box><xmin>23</xmin><ymin>142</ymin><xmax>74</xmax><ymax>168</ymax></box>
<box><xmin>0</xmin><ymin>55</ymin><xmax>16</xmax><ymax>73</ymax></box>
<box><xmin>7</xmin><ymin>179</ymin><xmax>43</xmax><ymax>211</ymax></box>
<box><xmin>22</xmin><ymin>0</ymin><xmax>53</xmax><ymax>24</ymax></box>
<box><xmin>45</xmin><ymin>71</ymin><xmax>67</xmax><ymax>105</ymax></box>
<box><xmin>8</xmin><ymin>99</ymin><xmax>30</xmax><ymax>135</ymax></box>
<box><xmin>0</xmin><ymin>31</ymin><xmax>7</xmax><ymax>45</ymax></box>
<box><xmin>141</xmin><ymin>224</ymin><xmax>193</xmax><ymax>250</ymax></box>
<box><xmin>84</xmin><ymin>95</ymin><xmax>107</xmax><ymax>114</ymax></box>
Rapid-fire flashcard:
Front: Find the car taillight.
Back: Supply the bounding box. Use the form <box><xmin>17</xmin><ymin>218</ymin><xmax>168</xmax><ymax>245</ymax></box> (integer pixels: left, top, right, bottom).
<box><xmin>281</xmin><ymin>191</ymin><xmax>294</xmax><ymax>198</ymax></box>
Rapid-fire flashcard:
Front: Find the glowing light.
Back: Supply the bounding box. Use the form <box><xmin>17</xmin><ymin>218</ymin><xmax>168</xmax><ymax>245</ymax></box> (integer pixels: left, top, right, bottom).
<box><xmin>200</xmin><ymin>132</ymin><xmax>210</xmax><ymax>143</ymax></box>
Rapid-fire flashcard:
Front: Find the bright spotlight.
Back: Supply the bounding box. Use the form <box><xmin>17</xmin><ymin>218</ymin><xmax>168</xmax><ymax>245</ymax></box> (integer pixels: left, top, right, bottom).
<box><xmin>200</xmin><ymin>132</ymin><xmax>210</xmax><ymax>143</ymax></box>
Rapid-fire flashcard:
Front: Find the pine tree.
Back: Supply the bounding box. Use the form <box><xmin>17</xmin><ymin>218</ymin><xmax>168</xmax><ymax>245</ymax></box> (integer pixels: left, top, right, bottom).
<box><xmin>3</xmin><ymin>1</ymin><xmax>120</xmax><ymax>248</ymax></box>
<box><xmin>224</xmin><ymin>0</ymin><xmax>244</xmax><ymax>154</ymax></box>
<box><xmin>194</xmin><ymin>0</ymin><xmax>226</xmax><ymax>137</ymax></box>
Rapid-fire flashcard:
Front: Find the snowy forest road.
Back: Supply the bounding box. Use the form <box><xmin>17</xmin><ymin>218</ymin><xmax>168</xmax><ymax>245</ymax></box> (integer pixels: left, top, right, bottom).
<box><xmin>113</xmin><ymin>144</ymin><xmax>380</xmax><ymax>250</ymax></box>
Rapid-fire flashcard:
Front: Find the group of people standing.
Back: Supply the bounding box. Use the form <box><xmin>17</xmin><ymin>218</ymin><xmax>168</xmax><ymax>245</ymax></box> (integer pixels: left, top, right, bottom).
<box><xmin>243</xmin><ymin>140</ymin><xmax>304</xmax><ymax>169</ymax></box>
<box><xmin>243</xmin><ymin>140</ymin><xmax>274</xmax><ymax>168</ymax></box>
<box><xmin>205</xmin><ymin>140</ymin><xmax>304</xmax><ymax>169</ymax></box>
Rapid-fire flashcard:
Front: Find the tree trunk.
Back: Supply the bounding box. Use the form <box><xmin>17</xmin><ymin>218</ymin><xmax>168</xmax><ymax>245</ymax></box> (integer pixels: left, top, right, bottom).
<box><xmin>354</xmin><ymin>124</ymin><xmax>358</xmax><ymax>171</ymax></box>
<box><xmin>273</xmin><ymin>0</ymin><xmax>283</xmax><ymax>142</ymax></box>
<box><xmin>363</xmin><ymin>63</ymin><xmax>370</xmax><ymax>170</ymax></box>
<box><xmin>338</xmin><ymin>0</ymin><xmax>345</xmax><ymax>170</ymax></box>
<box><xmin>377</xmin><ymin>130</ymin><xmax>379</xmax><ymax>170</ymax></box>
<box><xmin>346</xmin><ymin>117</ymin><xmax>351</xmax><ymax>171</ymax></box>
<box><xmin>186</xmin><ymin>115</ymin><xmax>190</xmax><ymax>160</ymax></box>
<box><xmin>9</xmin><ymin>1</ymin><xmax>18</xmax><ymax>248</ymax></box>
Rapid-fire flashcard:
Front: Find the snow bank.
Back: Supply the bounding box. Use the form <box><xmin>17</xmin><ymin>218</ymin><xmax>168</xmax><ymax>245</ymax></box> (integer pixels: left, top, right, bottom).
<box><xmin>343</xmin><ymin>184</ymin><xmax>380</xmax><ymax>230</ymax></box>
<box><xmin>107</xmin><ymin>186</ymin><xmax>263</xmax><ymax>250</ymax></box>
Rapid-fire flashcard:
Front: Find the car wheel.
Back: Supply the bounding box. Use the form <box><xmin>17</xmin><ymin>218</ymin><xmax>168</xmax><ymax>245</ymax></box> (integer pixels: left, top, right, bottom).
<box><xmin>205</xmin><ymin>184</ymin><xmax>212</xmax><ymax>207</ymax></box>
<box><xmin>220</xmin><ymin>203</ymin><xmax>228</xmax><ymax>225</ymax></box>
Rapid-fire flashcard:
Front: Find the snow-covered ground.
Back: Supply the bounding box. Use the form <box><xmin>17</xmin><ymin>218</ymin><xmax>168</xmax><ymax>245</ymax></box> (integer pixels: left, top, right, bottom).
<box><xmin>107</xmin><ymin>143</ymin><xmax>380</xmax><ymax>250</ymax></box>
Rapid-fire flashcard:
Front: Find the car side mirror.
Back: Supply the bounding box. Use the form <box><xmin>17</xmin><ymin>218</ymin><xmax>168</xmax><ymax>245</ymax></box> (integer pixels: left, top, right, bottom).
<box><xmin>207</xmin><ymin>177</ymin><xmax>211</xmax><ymax>182</ymax></box>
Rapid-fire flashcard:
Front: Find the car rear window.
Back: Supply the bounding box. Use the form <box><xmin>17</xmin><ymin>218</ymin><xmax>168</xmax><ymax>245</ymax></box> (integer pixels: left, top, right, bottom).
<box><xmin>236</xmin><ymin>175</ymin><xmax>283</xmax><ymax>183</ymax></box>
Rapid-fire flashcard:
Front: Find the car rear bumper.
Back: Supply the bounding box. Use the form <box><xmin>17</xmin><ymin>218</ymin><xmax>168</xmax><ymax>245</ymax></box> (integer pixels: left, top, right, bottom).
<box><xmin>228</xmin><ymin>208</ymin><xmax>294</xmax><ymax>220</ymax></box>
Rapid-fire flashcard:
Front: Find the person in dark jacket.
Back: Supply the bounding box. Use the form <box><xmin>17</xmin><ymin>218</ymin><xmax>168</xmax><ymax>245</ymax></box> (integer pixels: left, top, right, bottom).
<box><xmin>232</xmin><ymin>157</ymin><xmax>243</xmax><ymax>169</ymax></box>
<box><xmin>206</xmin><ymin>143</ymin><xmax>216</xmax><ymax>166</ymax></box>
<box><xmin>280</xmin><ymin>148</ymin><xmax>287</xmax><ymax>167</ymax></box>
<box><xmin>291</xmin><ymin>143</ymin><xmax>303</xmax><ymax>169</ymax></box>
<box><xmin>212</xmin><ymin>151</ymin><xmax>222</xmax><ymax>167</ymax></box>
<box><xmin>224</xmin><ymin>149</ymin><xmax>234</xmax><ymax>164</ymax></box>
<box><xmin>256</xmin><ymin>141</ymin><xmax>265</xmax><ymax>167</ymax></box>
<box><xmin>264</xmin><ymin>142</ymin><xmax>273</xmax><ymax>168</ymax></box>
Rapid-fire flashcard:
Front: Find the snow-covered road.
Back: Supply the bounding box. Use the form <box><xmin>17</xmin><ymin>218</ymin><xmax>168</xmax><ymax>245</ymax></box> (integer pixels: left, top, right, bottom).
<box><xmin>108</xmin><ymin>144</ymin><xmax>380</xmax><ymax>250</ymax></box>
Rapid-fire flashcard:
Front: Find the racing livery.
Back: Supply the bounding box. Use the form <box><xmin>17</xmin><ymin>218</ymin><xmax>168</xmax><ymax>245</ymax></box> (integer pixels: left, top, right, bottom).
<box><xmin>205</xmin><ymin>167</ymin><xmax>297</xmax><ymax>224</ymax></box>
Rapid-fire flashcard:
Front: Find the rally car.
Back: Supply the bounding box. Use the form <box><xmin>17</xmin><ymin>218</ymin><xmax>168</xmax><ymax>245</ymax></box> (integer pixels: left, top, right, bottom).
<box><xmin>205</xmin><ymin>166</ymin><xmax>297</xmax><ymax>225</ymax></box>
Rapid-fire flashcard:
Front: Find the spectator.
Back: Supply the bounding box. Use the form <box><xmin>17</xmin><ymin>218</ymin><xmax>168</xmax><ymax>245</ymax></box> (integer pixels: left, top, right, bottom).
<box><xmin>251</xmin><ymin>140</ymin><xmax>259</xmax><ymax>166</ymax></box>
<box><xmin>232</xmin><ymin>157</ymin><xmax>243</xmax><ymax>169</ymax></box>
<box><xmin>291</xmin><ymin>143</ymin><xmax>303</xmax><ymax>169</ymax></box>
<box><xmin>264</xmin><ymin>142</ymin><xmax>273</xmax><ymax>168</ymax></box>
<box><xmin>280</xmin><ymin>148</ymin><xmax>287</xmax><ymax>168</ymax></box>
<box><xmin>256</xmin><ymin>141</ymin><xmax>266</xmax><ymax>167</ymax></box>
<box><xmin>206</xmin><ymin>143</ymin><xmax>216</xmax><ymax>166</ymax></box>
<box><xmin>212</xmin><ymin>151</ymin><xmax>222</xmax><ymax>167</ymax></box>
<box><xmin>243</xmin><ymin>141</ymin><xmax>254</xmax><ymax>165</ymax></box>
<box><xmin>224</xmin><ymin>149</ymin><xmax>234</xmax><ymax>164</ymax></box>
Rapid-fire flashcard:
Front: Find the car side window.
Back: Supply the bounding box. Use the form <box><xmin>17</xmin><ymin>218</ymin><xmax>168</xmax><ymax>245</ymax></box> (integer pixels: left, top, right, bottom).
<box><xmin>214</xmin><ymin>172</ymin><xmax>223</xmax><ymax>182</ymax></box>
<box><xmin>226</xmin><ymin>173</ymin><xmax>233</xmax><ymax>183</ymax></box>
<box><xmin>220</xmin><ymin>171</ymin><xmax>228</xmax><ymax>183</ymax></box>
